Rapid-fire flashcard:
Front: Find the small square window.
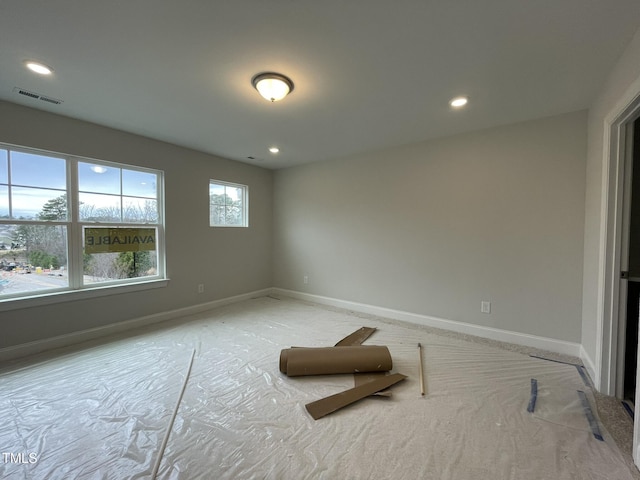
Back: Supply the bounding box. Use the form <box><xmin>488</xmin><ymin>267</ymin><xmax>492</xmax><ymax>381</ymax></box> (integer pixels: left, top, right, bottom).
<box><xmin>209</xmin><ymin>180</ymin><xmax>248</xmax><ymax>227</ymax></box>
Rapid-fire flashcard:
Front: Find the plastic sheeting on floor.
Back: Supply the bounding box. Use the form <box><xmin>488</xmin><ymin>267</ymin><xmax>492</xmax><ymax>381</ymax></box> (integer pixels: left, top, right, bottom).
<box><xmin>0</xmin><ymin>296</ymin><xmax>636</xmax><ymax>479</ymax></box>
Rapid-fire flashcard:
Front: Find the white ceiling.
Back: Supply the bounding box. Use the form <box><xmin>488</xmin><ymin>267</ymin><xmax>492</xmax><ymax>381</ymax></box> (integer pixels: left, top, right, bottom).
<box><xmin>1</xmin><ymin>1</ymin><xmax>639</xmax><ymax>169</ymax></box>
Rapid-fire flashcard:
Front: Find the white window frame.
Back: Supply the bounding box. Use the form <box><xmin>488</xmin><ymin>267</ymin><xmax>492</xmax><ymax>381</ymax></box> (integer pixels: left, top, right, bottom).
<box><xmin>209</xmin><ymin>179</ymin><xmax>249</xmax><ymax>227</ymax></box>
<box><xmin>0</xmin><ymin>142</ymin><xmax>167</xmax><ymax>310</ymax></box>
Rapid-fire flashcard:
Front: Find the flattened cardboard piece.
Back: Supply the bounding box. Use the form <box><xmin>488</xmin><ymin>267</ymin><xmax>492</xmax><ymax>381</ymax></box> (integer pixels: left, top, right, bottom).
<box><xmin>354</xmin><ymin>372</ymin><xmax>386</xmax><ymax>385</ymax></box>
<box><xmin>305</xmin><ymin>373</ymin><xmax>407</xmax><ymax>420</ymax></box>
<box><xmin>334</xmin><ymin>327</ymin><xmax>377</xmax><ymax>347</ymax></box>
<box><xmin>336</xmin><ymin>327</ymin><xmax>391</xmax><ymax>395</ymax></box>
<box><xmin>354</xmin><ymin>372</ymin><xmax>392</xmax><ymax>397</ymax></box>
<box><xmin>280</xmin><ymin>345</ymin><xmax>392</xmax><ymax>377</ymax></box>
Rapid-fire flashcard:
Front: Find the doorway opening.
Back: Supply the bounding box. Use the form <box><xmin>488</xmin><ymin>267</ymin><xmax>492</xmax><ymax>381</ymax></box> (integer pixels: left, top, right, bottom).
<box><xmin>600</xmin><ymin>85</ymin><xmax>640</xmax><ymax>467</ymax></box>
<box><xmin>621</xmin><ymin>119</ymin><xmax>640</xmax><ymax>414</ymax></box>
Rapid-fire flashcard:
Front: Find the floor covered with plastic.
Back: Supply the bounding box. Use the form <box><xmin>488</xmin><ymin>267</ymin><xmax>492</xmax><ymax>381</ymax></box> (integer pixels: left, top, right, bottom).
<box><xmin>0</xmin><ymin>295</ymin><xmax>637</xmax><ymax>479</ymax></box>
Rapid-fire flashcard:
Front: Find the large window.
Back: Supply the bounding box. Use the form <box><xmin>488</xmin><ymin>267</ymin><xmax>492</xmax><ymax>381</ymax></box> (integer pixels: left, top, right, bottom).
<box><xmin>0</xmin><ymin>144</ymin><xmax>165</xmax><ymax>302</ymax></box>
<box><xmin>209</xmin><ymin>180</ymin><xmax>248</xmax><ymax>227</ymax></box>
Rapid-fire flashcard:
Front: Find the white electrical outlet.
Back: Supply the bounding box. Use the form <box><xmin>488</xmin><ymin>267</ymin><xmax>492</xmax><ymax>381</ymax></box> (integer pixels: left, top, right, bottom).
<box><xmin>481</xmin><ymin>301</ymin><xmax>491</xmax><ymax>314</ymax></box>
<box><xmin>198</xmin><ymin>284</ymin><xmax>205</xmax><ymax>294</ymax></box>
<box><xmin>303</xmin><ymin>275</ymin><xmax>309</xmax><ymax>285</ymax></box>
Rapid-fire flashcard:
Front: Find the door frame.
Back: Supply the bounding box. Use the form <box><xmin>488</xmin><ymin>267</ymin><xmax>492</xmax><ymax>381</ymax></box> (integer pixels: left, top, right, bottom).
<box><xmin>599</xmin><ymin>88</ymin><xmax>640</xmax><ymax>465</ymax></box>
<box><xmin>599</xmin><ymin>96</ymin><xmax>640</xmax><ymax>396</ymax></box>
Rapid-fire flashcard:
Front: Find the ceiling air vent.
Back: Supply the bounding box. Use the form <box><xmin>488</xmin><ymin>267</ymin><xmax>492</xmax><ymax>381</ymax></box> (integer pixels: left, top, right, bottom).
<box><xmin>13</xmin><ymin>87</ymin><xmax>63</xmax><ymax>105</ymax></box>
<box><xmin>39</xmin><ymin>95</ymin><xmax>63</xmax><ymax>105</ymax></box>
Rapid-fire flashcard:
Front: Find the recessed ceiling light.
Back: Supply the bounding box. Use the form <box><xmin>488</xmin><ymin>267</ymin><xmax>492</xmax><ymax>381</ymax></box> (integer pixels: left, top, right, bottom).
<box><xmin>449</xmin><ymin>96</ymin><xmax>468</xmax><ymax>108</ymax></box>
<box><xmin>25</xmin><ymin>61</ymin><xmax>53</xmax><ymax>76</ymax></box>
<box><xmin>269</xmin><ymin>147</ymin><xmax>280</xmax><ymax>154</ymax></box>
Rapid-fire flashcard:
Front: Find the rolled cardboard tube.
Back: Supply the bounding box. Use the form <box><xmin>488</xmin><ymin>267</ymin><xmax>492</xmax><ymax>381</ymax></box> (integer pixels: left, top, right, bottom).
<box><xmin>279</xmin><ymin>345</ymin><xmax>392</xmax><ymax>377</ymax></box>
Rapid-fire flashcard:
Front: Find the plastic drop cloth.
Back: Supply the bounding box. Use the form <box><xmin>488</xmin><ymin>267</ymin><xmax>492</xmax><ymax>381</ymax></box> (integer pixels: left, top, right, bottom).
<box><xmin>0</xmin><ymin>296</ymin><xmax>636</xmax><ymax>480</ymax></box>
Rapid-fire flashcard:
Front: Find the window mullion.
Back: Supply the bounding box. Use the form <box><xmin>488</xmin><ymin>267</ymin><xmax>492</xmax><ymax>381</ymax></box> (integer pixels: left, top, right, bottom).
<box><xmin>156</xmin><ymin>171</ymin><xmax>166</xmax><ymax>276</ymax></box>
<box><xmin>67</xmin><ymin>158</ymin><xmax>83</xmax><ymax>289</ymax></box>
<box><xmin>7</xmin><ymin>149</ymin><xmax>13</xmax><ymax>218</ymax></box>
<box><xmin>119</xmin><ymin>168</ymin><xmax>124</xmax><ymax>222</ymax></box>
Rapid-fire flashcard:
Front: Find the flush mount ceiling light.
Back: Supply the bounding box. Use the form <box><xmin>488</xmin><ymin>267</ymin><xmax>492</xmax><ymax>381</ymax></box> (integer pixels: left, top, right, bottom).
<box><xmin>252</xmin><ymin>72</ymin><xmax>294</xmax><ymax>102</ymax></box>
<box><xmin>449</xmin><ymin>96</ymin><xmax>468</xmax><ymax>108</ymax></box>
<box><xmin>25</xmin><ymin>61</ymin><xmax>53</xmax><ymax>75</ymax></box>
<box><xmin>269</xmin><ymin>146</ymin><xmax>280</xmax><ymax>153</ymax></box>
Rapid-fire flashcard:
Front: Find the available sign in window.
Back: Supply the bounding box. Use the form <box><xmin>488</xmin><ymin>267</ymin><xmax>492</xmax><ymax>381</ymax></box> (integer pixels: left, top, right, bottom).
<box><xmin>84</xmin><ymin>227</ymin><xmax>156</xmax><ymax>254</ymax></box>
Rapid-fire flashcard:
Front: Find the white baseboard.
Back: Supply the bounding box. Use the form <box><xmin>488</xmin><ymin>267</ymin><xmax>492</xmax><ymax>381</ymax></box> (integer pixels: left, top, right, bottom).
<box><xmin>1</xmin><ymin>287</ymin><xmax>584</xmax><ymax>364</ymax></box>
<box><xmin>0</xmin><ymin>288</ymin><xmax>272</xmax><ymax>363</ymax></box>
<box><xmin>579</xmin><ymin>345</ymin><xmax>599</xmax><ymax>389</ymax></box>
<box><xmin>273</xmin><ymin>288</ymin><xmax>582</xmax><ymax>358</ymax></box>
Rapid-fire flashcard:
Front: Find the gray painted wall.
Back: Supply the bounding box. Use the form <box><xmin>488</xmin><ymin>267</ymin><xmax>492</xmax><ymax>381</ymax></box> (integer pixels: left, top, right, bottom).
<box><xmin>0</xmin><ymin>101</ymin><xmax>273</xmax><ymax>348</ymax></box>
<box><xmin>273</xmin><ymin>111</ymin><xmax>587</xmax><ymax>343</ymax></box>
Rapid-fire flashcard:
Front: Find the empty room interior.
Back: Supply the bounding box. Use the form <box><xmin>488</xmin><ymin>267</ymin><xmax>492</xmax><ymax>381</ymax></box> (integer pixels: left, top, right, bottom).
<box><xmin>3</xmin><ymin>1</ymin><xmax>640</xmax><ymax>478</ymax></box>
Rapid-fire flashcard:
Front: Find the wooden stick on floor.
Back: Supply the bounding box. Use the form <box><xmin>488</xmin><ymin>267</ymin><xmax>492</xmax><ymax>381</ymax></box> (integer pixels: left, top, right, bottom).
<box><xmin>152</xmin><ymin>348</ymin><xmax>196</xmax><ymax>479</ymax></box>
<box><xmin>418</xmin><ymin>343</ymin><xmax>425</xmax><ymax>396</ymax></box>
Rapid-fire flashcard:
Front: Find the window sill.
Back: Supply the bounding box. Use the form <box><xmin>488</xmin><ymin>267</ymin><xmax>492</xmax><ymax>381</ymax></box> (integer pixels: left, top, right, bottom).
<box><xmin>0</xmin><ymin>278</ymin><xmax>170</xmax><ymax>312</ymax></box>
